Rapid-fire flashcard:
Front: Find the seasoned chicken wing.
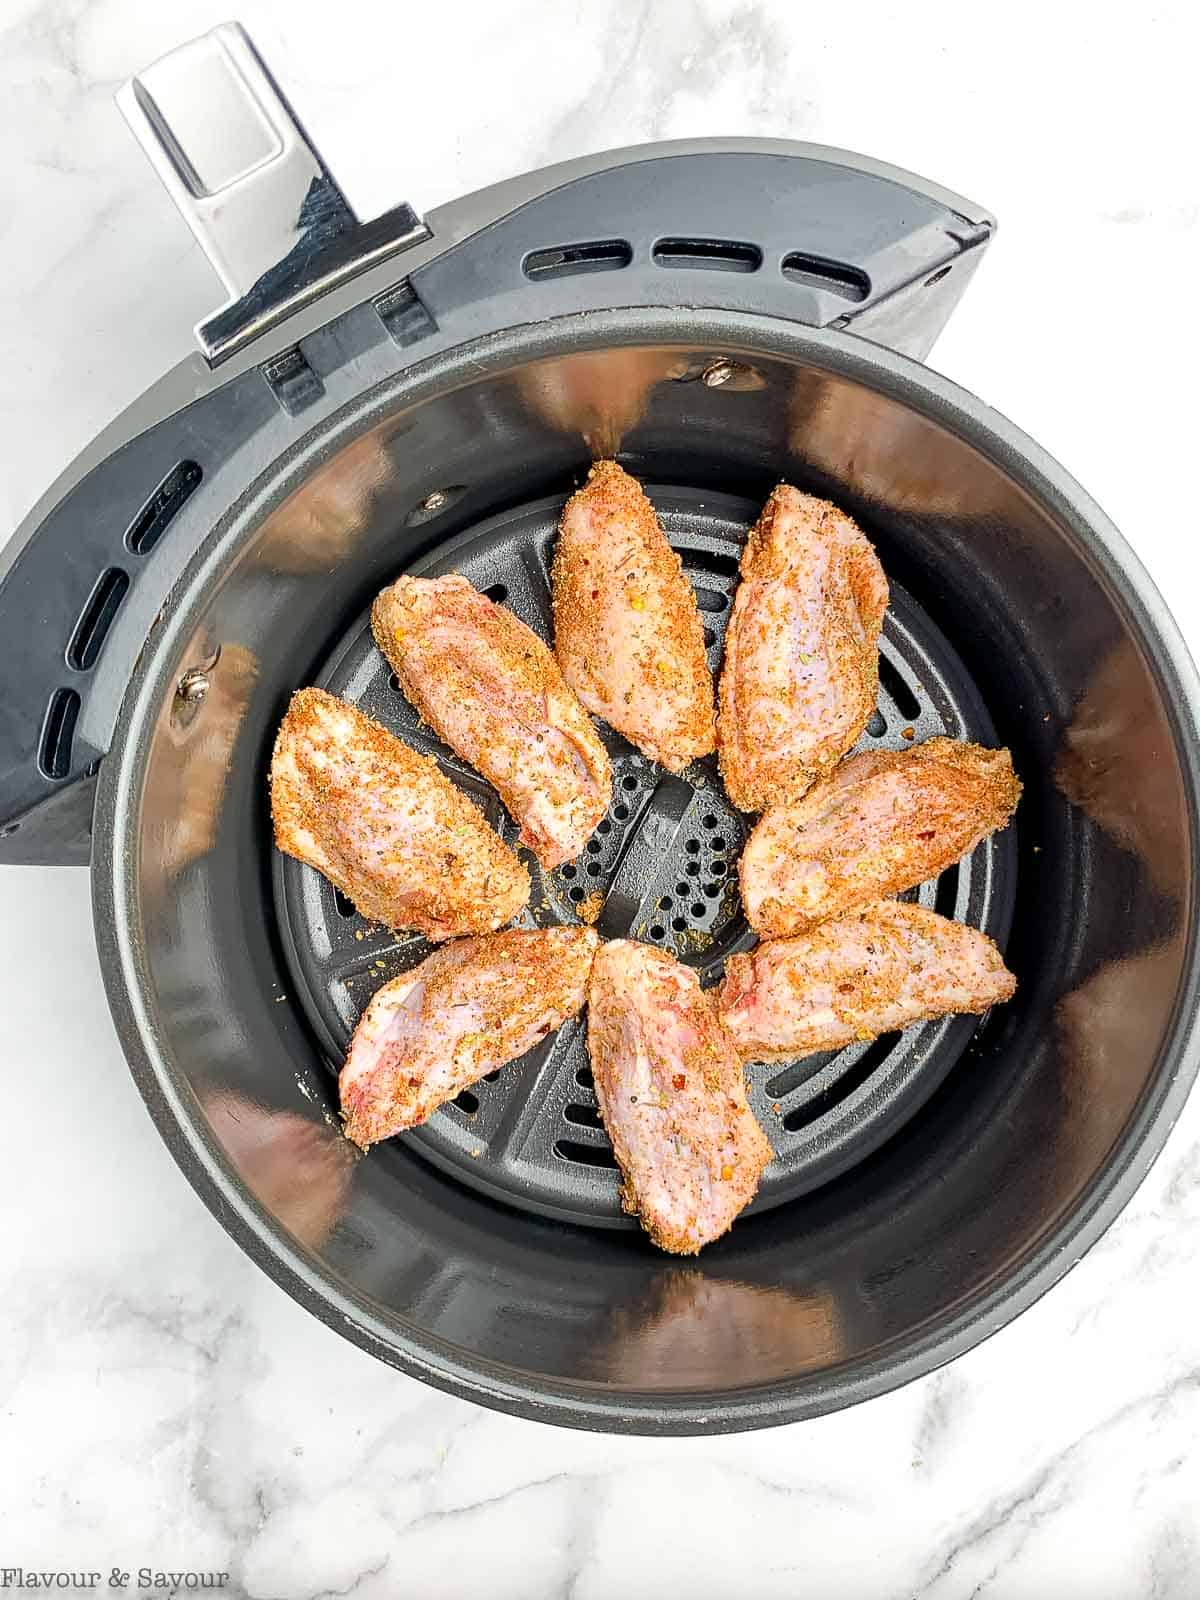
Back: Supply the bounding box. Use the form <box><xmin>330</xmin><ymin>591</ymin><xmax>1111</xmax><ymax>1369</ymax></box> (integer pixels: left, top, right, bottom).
<box><xmin>553</xmin><ymin>461</ymin><xmax>715</xmax><ymax>772</ymax></box>
<box><xmin>587</xmin><ymin>940</ymin><xmax>772</xmax><ymax>1254</ymax></box>
<box><xmin>741</xmin><ymin>738</ymin><xmax>1020</xmax><ymax>938</ymax></box>
<box><xmin>341</xmin><ymin>927</ymin><xmax>597</xmax><ymax>1147</ymax></box>
<box><xmin>372</xmin><ymin>573</ymin><xmax>611</xmax><ymax>869</ymax></box>
<box><xmin>717</xmin><ymin>486</ymin><xmax>888</xmax><ymax>812</ymax></box>
<box><xmin>719</xmin><ymin>901</ymin><xmax>1016</xmax><ymax>1062</ymax></box>
<box><xmin>271</xmin><ymin>688</ymin><xmax>529</xmax><ymax>938</ymax></box>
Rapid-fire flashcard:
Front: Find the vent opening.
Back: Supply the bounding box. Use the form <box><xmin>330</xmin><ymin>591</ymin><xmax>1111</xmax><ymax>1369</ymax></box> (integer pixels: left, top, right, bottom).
<box><xmin>654</xmin><ymin>238</ymin><xmax>762</xmax><ymax>273</ymax></box>
<box><xmin>555</xmin><ymin>1139</ymin><xmax>617</xmax><ymax>1168</ymax></box>
<box><xmin>783</xmin><ymin>1034</ymin><xmax>903</xmax><ymax>1132</ymax></box>
<box><xmin>38</xmin><ymin>688</ymin><xmax>80</xmax><ymax>780</ymax></box>
<box><xmin>333</xmin><ymin>890</ymin><xmax>356</xmax><ymax>919</ymax></box>
<box><xmin>126</xmin><ymin>460</ymin><xmax>202</xmax><ymax>555</ymax></box>
<box><xmin>782</xmin><ymin>252</ymin><xmax>870</xmax><ymax>302</ymax></box>
<box><xmin>879</xmin><ymin>656</ymin><xmax>923</xmax><ymax>721</ymax></box>
<box><xmin>564</xmin><ymin>1103</ymin><xmax>604</xmax><ymax>1129</ymax></box>
<box><xmin>454</xmin><ymin>1089</ymin><xmax>479</xmax><ymax>1115</ymax></box>
<box><xmin>67</xmin><ymin>568</ymin><xmax>129</xmax><ymax>672</ymax></box>
<box><xmin>524</xmin><ymin>240</ymin><xmax>633</xmax><ymax>280</ymax></box>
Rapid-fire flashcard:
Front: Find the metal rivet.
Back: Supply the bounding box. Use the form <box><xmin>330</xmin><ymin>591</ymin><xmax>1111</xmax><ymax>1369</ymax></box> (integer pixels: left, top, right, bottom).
<box><xmin>421</xmin><ymin>490</ymin><xmax>448</xmax><ymax>512</ymax></box>
<box><xmin>176</xmin><ymin>668</ymin><xmax>210</xmax><ymax>704</ymax></box>
<box><xmin>701</xmin><ymin>360</ymin><xmax>737</xmax><ymax>388</ymax></box>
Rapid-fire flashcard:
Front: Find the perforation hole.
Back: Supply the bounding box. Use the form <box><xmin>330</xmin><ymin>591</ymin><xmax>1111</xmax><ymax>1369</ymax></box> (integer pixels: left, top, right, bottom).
<box><xmin>585</xmin><ymin>839</ymin><xmax>601</xmax><ymax>854</ymax></box>
<box><xmin>686</xmin><ymin>862</ymin><xmax>700</xmax><ymax>877</ymax></box>
<box><xmin>563</xmin><ymin>1102</ymin><xmax>604</xmax><ymax>1128</ymax></box>
<box><xmin>569</xmin><ymin>887</ymin><xmax>585</xmax><ymax>903</ymax></box>
<box><xmin>672</xmin><ymin>916</ymin><xmax>687</xmax><ymax>932</ymax></box>
<box><xmin>597</xmin><ymin>819</ymin><xmax>612</xmax><ymax>835</ymax></box>
<box><xmin>879</xmin><ymin>657</ymin><xmax>922</xmax><ymax>721</ymax></box>
<box><xmin>649</xmin><ymin>924</ymin><xmax>665</xmax><ymax>940</ymax></box>
<box><xmin>484</xmin><ymin>582</ymin><xmax>509</xmax><ymax>603</ymax></box>
<box><xmin>454</xmin><ymin>1090</ymin><xmax>480</xmax><ymax>1115</ymax></box>
<box><xmin>333</xmin><ymin>890</ymin><xmax>356</xmax><ymax>919</ymax></box>
<box><xmin>554</xmin><ymin>1139</ymin><xmax>618</xmax><ymax>1168</ymax></box>
<box><xmin>586</xmin><ymin>861</ymin><xmax>601</xmax><ymax>877</ymax></box>
<box><xmin>701</xmin><ymin>814</ymin><xmax>719</xmax><ymax>829</ymax></box>
<box><xmin>691</xmin><ymin>901</ymin><xmax>707</xmax><ymax>918</ymax></box>
<box><xmin>659</xmin><ymin>896</ymin><xmax>673</xmax><ymax>910</ymax></box>
<box><xmin>867</xmin><ymin>710</ymin><xmax>887</xmax><ymax>737</ymax></box>
<box><xmin>614</xmin><ymin>804</ymin><xmax>629</xmax><ymax>821</ymax></box>
<box><xmin>575</xmin><ymin>1065</ymin><xmax>594</xmax><ymax>1090</ymax></box>
<box><xmin>621</xmin><ymin>774</ymin><xmax>639</xmax><ymax>791</ymax></box>
<box><xmin>561</xmin><ymin>864</ymin><xmax>577</xmax><ymax>880</ymax></box>
<box><xmin>703</xmin><ymin>628</ymin><xmax>716</xmax><ymax>648</ymax></box>
<box><xmin>685</xmin><ymin>839</ymin><xmax>700</xmax><ymax>854</ymax></box>
<box><xmin>693</xmin><ymin>588</ymin><xmax>727</xmax><ymax>612</ymax></box>
<box><xmin>782</xmin><ymin>1034</ymin><xmax>903</xmax><ymax>1132</ymax></box>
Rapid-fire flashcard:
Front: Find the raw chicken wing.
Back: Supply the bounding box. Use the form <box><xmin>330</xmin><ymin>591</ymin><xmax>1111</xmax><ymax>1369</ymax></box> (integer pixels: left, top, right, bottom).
<box><xmin>587</xmin><ymin>940</ymin><xmax>772</xmax><ymax>1254</ymax></box>
<box><xmin>717</xmin><ymin>486</ymin><xmax>888</xmax><ymax>812</ymax></box>
<box><xmin>719</xmin><ymin>901</ymin><xmax>1016</xmax><ymax>1062</ymax></box>
<box><xmin>553</xmin><ymin>461</ymin><xmax>715</xmax><ymax>772</ymax></box>
<box><xmin>372</xmin><ymin>573</ymin><xmax>611</xmax><ymax>869</ymax></box>
<box><xmin>341</xmin><ymin>927</ymin><xmax>598</xmax><ymax>1147</ymax></box>
<box><xmin>741</xmin><ymin>738</ymin><xmax>1020</xmax><ymax>937</ymax></box>
<box><xmin>271</xmin><ymin>688</ymin><xmax>529</xmax><ymax>938</ymax></box>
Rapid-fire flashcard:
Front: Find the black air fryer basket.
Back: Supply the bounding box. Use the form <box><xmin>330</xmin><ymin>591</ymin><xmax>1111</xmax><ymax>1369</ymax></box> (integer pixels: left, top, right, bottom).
<box><xmin>2</xmin><ymin>24</ymin><xmax>1197</xmax><ymax>1433</ymax></box>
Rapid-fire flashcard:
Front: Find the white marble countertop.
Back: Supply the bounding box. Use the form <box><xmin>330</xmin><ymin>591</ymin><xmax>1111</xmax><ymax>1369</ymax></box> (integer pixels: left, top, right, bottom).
<box><xmin>2</xmin><ymin>0</ymin><xmax>1199</xmax><ymax>1592</ymax></box>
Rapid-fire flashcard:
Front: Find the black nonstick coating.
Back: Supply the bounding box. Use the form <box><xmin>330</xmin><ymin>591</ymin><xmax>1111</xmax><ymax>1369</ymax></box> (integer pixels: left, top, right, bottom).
<box><xmin>275</xmin><ymin>485</ymin><xmax>1016</xmax><ymax>1225</ymax></box>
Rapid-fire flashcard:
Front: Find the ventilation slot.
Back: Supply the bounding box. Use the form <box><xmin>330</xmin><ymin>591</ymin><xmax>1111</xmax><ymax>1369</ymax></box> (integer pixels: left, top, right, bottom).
<box><xmin>783</xmin><ymin>1034</ymin><xmax>902</xmax><ymax>1132</ymax></box>
<box><xmin>693</xmin><ymin>587</ymin><xmax>727</xmax><ymax>613</ymax></box>
<box><xmin>563</xmin><ymin>1103</ymin><xmax>604</xmax><ymax>1129</ymax></box>
<box><xmin>126</xmin><ymin>460</ymin><xmax>202</xmax><ymax>555</ymax></box>
<box><xmin>333</xmin><ymin>890</ymin><xmax>356</xmax><ymax>919</ymax></box>
<box><xmin>484</xmin><ymin>583</ymin><xmax>509</xmax><ymax>603</ymax></box>
<box><xmin>879</xmin><ymin>657</ymin><xmax>923</xmax><ymax>721</ymax></box>
<box><xmin>264</xmin><ymin>346</ymin><xmax>325</xmax><ymax>416</ymax></box>
<box><xmin>524</xmin><ymin>240</ymin><xmax>632</xmax><ymax>280</ymax></box>
<box><xmin>934</xmin><ymin>866</ymin><xmax>960</xmax><ymax>921</ymax></box>
<box><xmin>687</xmin><ymin>549</ymin><xmax>739</xmax><ymax>579</ymax></box>
<box><xmin>67</xmin><ymin>568</ymin><xmax>129</xmax><ymax>671</ymax></box>
<box><xmin>653</xmin><ymin>237</ymin><xmax>761</xmax><ymax>273</ymax></box>
<box><xmin>554</xmin><ymin>1138</ymin><xmax>617</xmax><ymax>1168</ymax></box>
<box><xmin>454</xmin><ymin>1089</ymin><xmax>479</xmax><ymax>1116</ymax></box>
<box><xmin>866</xmin><ymin>709</ymin><xmax>887</xmax><ymax>738</ymax></box>
<box><xmin>39</xmin><ymin>688</ymin><xmax>80</xmax><ymax>780</ymax></box>
<box><xmin>766</xmin><ymin>1049</ymin><xmax>839</xmax><ymax>1103</ymax></box>
<box><xmin>376</xmin><ymin>280</ymin><xmax>438</xmax><ymax>347</ymax></box>
<box><xmin>782</xmin><ymin>252</ymin><xmax>870</xmax><ymax>302</ymax></box>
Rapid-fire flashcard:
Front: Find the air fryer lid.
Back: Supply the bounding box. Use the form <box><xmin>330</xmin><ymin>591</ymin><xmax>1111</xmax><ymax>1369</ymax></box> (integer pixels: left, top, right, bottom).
<box><xmin>1</xmin><ymin>26</ymin><xmax>1196</xmax><ymax>1433</ymax></box>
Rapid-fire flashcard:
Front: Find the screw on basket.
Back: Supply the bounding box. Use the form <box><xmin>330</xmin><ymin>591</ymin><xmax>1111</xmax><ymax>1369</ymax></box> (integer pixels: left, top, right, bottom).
<box><xmin>176</xmin><ymin>667</ymin><xmax>210</xmax><ymax>704</ymax></box>
<box><xmin>701</xmin><ymin>360</ymin><xmax>738</xmax><ymax>388</ymax></box>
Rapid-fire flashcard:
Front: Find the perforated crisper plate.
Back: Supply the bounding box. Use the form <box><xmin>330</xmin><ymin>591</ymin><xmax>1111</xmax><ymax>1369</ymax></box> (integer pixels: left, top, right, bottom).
<box><xmin>273</xmin><ymin>486</ymin><xmax>1017</xmax><ymax>1228</ymax></box>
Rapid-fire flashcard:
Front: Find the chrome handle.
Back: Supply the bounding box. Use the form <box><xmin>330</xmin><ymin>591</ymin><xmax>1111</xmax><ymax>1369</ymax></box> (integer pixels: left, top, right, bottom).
<box><xmin>117</xmin><ymin>23</ymin><xmax>428</xmax><ymax>365</ymax></box>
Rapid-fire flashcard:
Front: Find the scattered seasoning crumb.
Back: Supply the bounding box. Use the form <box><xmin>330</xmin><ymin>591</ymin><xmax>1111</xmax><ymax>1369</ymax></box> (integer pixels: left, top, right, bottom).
<box><xmin>578</xmin><ymin>889</ymin><xmax>604</xmax><ymax>925</ymax></box>
<box><xmin>354</xmin><ymin>929</ymin><xmax>364</xmax><ymax>941</ymax></box>
<box><xmin>672</xmin><ymin>1073</ymin><xmax>687</xmax><ymax>1091</ymax></box>
<box><xmin>471</xmin><ymin>1147</ymin><xmax>482</xmax><ymax>1158</ymax></box>
<box><xmin>771</xmin><ymin>1103</ymin><xmax>782</xmax><ymax>1116</ymax></box>
<box><xmin>901</xmin><ymin>726</ymin><xmax>915</xmax><ymax>740</ymax></box>
<box><xmin>275</xmin><ymin>995</ymin><xmax>287</xmax><ymax>1003</ymax></box>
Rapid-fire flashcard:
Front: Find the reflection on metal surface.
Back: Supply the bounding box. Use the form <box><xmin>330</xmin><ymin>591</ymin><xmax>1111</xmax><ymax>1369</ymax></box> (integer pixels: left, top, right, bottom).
<box><xmin>161</xmin><ymin>641</ymin><xmax>258</xmax><ymax>867</ymax></box>
<box><xmin>516</xmin><ymin>349</ymin><xmax>684</xmax><ymax>457</ymax></box>
<box><xmin>1056</xmin><ymin>640</ymin><xmax>1189</xmax><ymax>895</ymax></box>
<box><xmin>204</xmin><ymin>1090</ymin><xmax>355</xmax><ymax>1249</ymax></box>
<box><xmin>1056</xmin><ymin>942</ymin><xmax>1187</xmax><ymax>1180</ymax></box>
<box><xmin>257</xmin><ymin>432</ymin><xmax>395</xmax><ymax>573</ymax></box>
<box><xmin>789</xmin><ymin>369</ymin><xmax>1003</xmax><ymax>520</ymax></box>
<box><xmin>598</xmin><ymin>1270</ymin><xmax>842</xmax><ymax>1387</ymax></box>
